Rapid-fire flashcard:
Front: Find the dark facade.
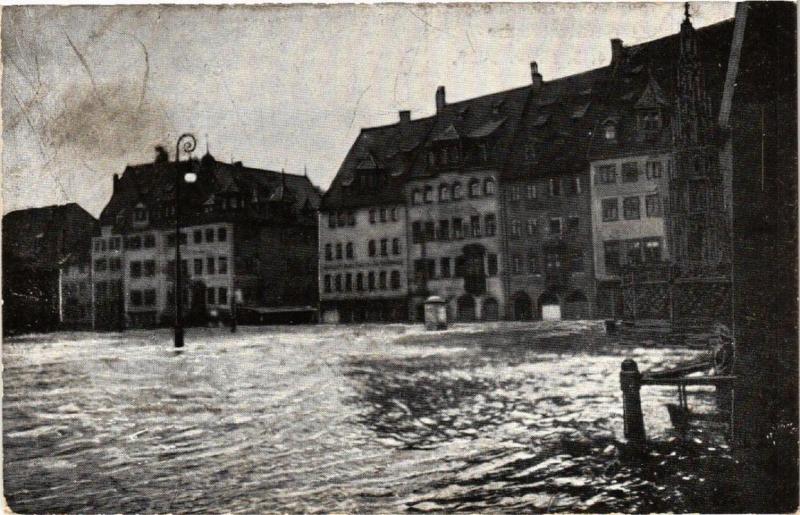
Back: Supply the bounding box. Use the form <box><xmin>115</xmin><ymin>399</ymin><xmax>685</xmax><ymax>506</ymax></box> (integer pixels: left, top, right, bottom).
<box><xmin>2</xmin><ymin>203</ymin><xmax>98</xmax><ymax>335</ymax></box>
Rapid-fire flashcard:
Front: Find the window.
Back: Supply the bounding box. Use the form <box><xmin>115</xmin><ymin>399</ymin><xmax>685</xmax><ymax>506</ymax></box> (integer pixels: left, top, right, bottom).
<box><xmin>689</xmin><ymin>180</ymin><xmax>708</xmax><ymax>213</ymax></box>
<box><xmin>336</xmin><ymin>210</ymin><xmax>347</xmax><ymax>227</ymax></box>
<box><xmin>571</xmin><ymin>251</ymin><xmax>584</xmax><ymax>272</ymax></box>
<box><xmin>485</xmin><ymin>214</ymin><xmax>496</xmax><ymax>237</ymax></box>
<box><xmin>324</xmin><ymin>275</ymin><xmax>332</xmax><ymax>293</ymax></box>
<box><xmin>345</xmin><ymin>273</ymin><xmax>352</xmax><ymax>292</ymax></box>
<box><xmin>218</xmin><ymin>257</ymin><xmax>228</xmax><ymax>274</ymax></box>
<box><xmin>392</xmin><ymin>238</ymin><xmax>400</xmax><ymax>255</ymax></box>
<box><xmin>526</xmin><ymin>184</ymin><xmax>537</xmax><ymax>199</ymax></box>
<box><xmin>626</xmin><ymin>240</ymin><xmax>643</xmax><ymax>266</ymax></box>
<box><xmin>510</xmin><ymin>219</ymin><xmax>521</xmax><ymax>238</ymax></box>
<box><xmin>470</xmin><ymin>215</ymin><xmax>481</xmax><ymax>238</ymax></box>
<box><xmin>549</xmin><ymin>178</ymin><xmax>561</xmax><ymax>196</ymax></box>
<box><xmin>390</xmin><ymin>270</ymin><xmax>401</xmax><ymax>289</ymax></box>
<box><xmin>346</xmin><ymin>242</ymin><xmax>354</xmax><ymax>259</ymax></box>
<box><xmin>94</xmin><ymin>259</ymin><xmax>107</xmax><ymax>272</ymax></box>
<box><xmin>604</xmin><ymin>123</ymin><xmax>616</xmax><ymax>140</ymax></box>
<box><xmin>567</xmin><ymin>217</ymin><xmax>580</xmax><ymax>233</ymax></box>
<box><xmin>438</xmin><ymin>219</ymin><xmax>450</xmax><ymax>241</ymax></box>
<box><xmin>380</xmin><ymin>239</ymin><xmax>388</xmax><ymax>257</ymax></box>
<box><xmin>126</xmin><ymin>236</ymin><xmax>142</xmax><ymax>250</ymax></box>
<box><xmin>488</xmin><ymin>254</ymin><xmax>498</xmax><ymax>276</ymax></box>
<box><xmin>356</xmin><ymin>273</ymin><xmax>364</xmax><ymax>291</ymax></box>
<box><xmin>549</xmin><ymin>218</ymin><xmax>562</xmax><ymax>236</ymax></box>
<box><xmin>379</xmin><ymin>271</ymin><xmax>387</xmax><ymax>289</ymax></box>
<box><xmin>194</xmin><ymin>230</ymin><xmax>203</xmax><ymax>244</ymax></box>
<box><xmin>218</xmin><ymin>287</ymin><xmax>228</xmax><ymax>305</ymax></box>
<box><xmin>328</xmin><ymin>214</ymin><xmax>336</xmax><ymax>229</ymax></box>
<box><xmin>144</xmin><ymin>234</ymin><xmax>156</xmax><ymax>248</ymax></box>
<box><xmin>325</xmin><ymin>244</ymin><xmax>333</xmax><ymax>261</ymax></box>
<box><xmin>130</xmin><ymin>261</ymin><xmax>142</xmax><ymax>279</ymax></box>
<box><xmin>333</xmin><ymin>243</ymin><xmax>341</xmax><ymax>260</ymax></box>
<box><xmin>623</xmin><ymin>196</ymin><xmax>641</xmax><ymax>220</ymax></box>
<box><xmin>455</xmin><ymin>256</ymin><xmax>465</xmax><ymax>278</ymax></box>
<box><xmin>423</xmin><ymin>186</ymin><xmax>433</xmax><ymax>203</ymax></box>
<box><xmin>567</xmin><ymin>176</ymin><xmax>581</xmax><ymax>195</ymax></box>
<box><xmin>144</xmin><ymin>260</ymin><xmax>156</xmax><ymax>277</ymax></box>
<box><xmin>379</xmin><ymin>208</ymin><xmax>387</xmax><ymax>222</ymax></box>
<box><xmin>424</xmin><ymin>221</ymin><xmax>435</xmax><ymax>241</ymax></box>
<box><xmin>469</xmin><ymin>179</ymin><xmax>481</xmax><ymax>197</ymax></box>
<box><xmin>412</xmin><ymin>222</ymin><xmax>422</xmax><ymax>244</ymax></box>
<box><xmin>452</xmin><ymin>182</ymin><xmax>462</xmax><ymax>200</ymax></box>
<box><xmin>484</xmin><ymin>178</ymin><xmax>496</xmax><ymax>195</ymax></box>
<box><xmin>528</xmin><ymin>250</ymin><xmax>540</xmax><ymax>273</ymax></box>
<box><xmin>206</xmin><ymin>228</ymin><xmax>215</xmax><ymax>243</ymax></box>
<box><xmin>597</xmin><ymin>165</ymin><xmax>617</xmax><ymax>184</ymax></box>
<box><xmin>640</xmin><ymin>110</ymin><xmax>662</xmax><ymax>131</ymax></box>
<box><xmin>194</xmin><ymin>258</ymin><xmax>203</xmax><ymax>275</ymax></box>
<box><xmin>218</xmin><ymin>227</ymin><xmax>227</xmax><ymax>241</ymax></box>
<box><xmin>453</xmin><ymin>218</ymin><xmax>464</xmax><ymax>239</ymax></box>
<box><xmin>207</xmin><ymin>257</ymin><xmax>215</xmax><ymax>274</ymax></box>
<box><xmin>349</xmin><ymin>211</ymin><xmax>357</xmax><ymax>226</ymax></box>
<box><xmin>368</xmin><ymin>271</ymin><xmax>375</xmax><ymax>290</ymax></box>
<box><xmin>368</xmin><ymin>240</ymin><xmax>376</xmax><ymax>257</ymax></box>
<box><xmin>94</xmin><ymin>240</ymin><xmax>101</xmax><ymax>252</ymax></box>
<box><xmin>369</xmin><ymin>209</ymin><xmax>377</xmax><ymax>223</ymax></box>
<box><xmin>622</xmin><ymin>162</ymin><xmax>639</xmax><ymax>183</ymax></box>
<box><xmin>130</xmin><ymin>290</ymin><xmax>143</xmax><ymax>307</ymax></box>
<box><xmin>513</xmin><ymin>255</ymin><xmax>523</xmax><ymax>274</ymax></box>
<box><xmin>412</xmin><ymin>189</ymin><xmax>422</xmax><ymax>205</ymax></box>
<box><xmin>112</xmin><ymin>237</ymin><xmax>122</xmax><ymax>250</ymax></box>
<box><xmin>526</xmin><ymin>219</ymin><xmax>537</xmax><ymax>236</ymax></box>
<box><xmin>335</xmin><ymin>274</ymin><xmax>342</xmax><ymax>292</ymax></box>
<box><xmin>545</xmin><ymin>252</ymin><xmax>562</xmax><ymax>273</ymax></box>
<box><xmin>439</xmin><ymin>184</ymin><xmax>450</xmax><ymax>202</ymax></box>
<box><xmin>134</xmin><ymin>207</ymin><xmax>148</xmax><ymax>222</ymax></box>
<box><xmin>440</xmin><ymin>257</ymin><xmax>451</xmax><ymax>278</ymax></box>
<box><xmin>390</xmin><ymin>208</ymin><xmax>398</xmax><ymax>222</ymax></box>
<box><xmin>602</xmin><ymin>198</ymin><xmax>619</xmax><ymax>222</ymax></box>
<box><xmin>207</xmin><ymin>287</ymin><xmax>217</xmax><ymax>304</ymax></box>
<box><xmin>646</xmin><ymin>194</ymin><xmax>661</xmax><ymax>217</ymax></box>
<box><xmin>110</xmin><ymin>257</ymin><xmax>121</xmax><ymax>271</ymax></box>
<box><xmin>144</xmin><ymin>289</ymin><xmax>156</xmax><ymax>306</ymax></box>
<box><xmin>646</xmin><ymin>161</ymin><xmax>663</xmax><ymax>179</ymax></box>
<box><xmin>511</xmin><ymin>185</ymin><xmax>521</xmax><ymax>201</ymax></box>
<box><xmin>643</xmin><ymin>238</ymin><xmax>662</xmax><ymax>263</ymax></box>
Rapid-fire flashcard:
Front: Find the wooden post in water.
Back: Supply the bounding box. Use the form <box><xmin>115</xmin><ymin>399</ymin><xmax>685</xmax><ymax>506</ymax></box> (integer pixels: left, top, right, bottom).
<box><xmin>620</xmin><ymin>358</ymin><xmax>646</xmax><ymax>451</ymax></box>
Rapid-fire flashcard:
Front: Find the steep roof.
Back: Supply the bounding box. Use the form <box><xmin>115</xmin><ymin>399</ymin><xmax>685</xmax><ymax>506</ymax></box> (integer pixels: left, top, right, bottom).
<box><xmin>99</xmin><ymin>154</ymin><xmax>320</xmax><ymax>229</ymax></box>
<box><xmin>321</xmin><ymin>115</ymin><xmax>436</xmax><ymax>210</ymax></box>
<box><xmin>3</xmin><ymin>203</ymin><xmax>98</xmax><ymax>269</ymax></box>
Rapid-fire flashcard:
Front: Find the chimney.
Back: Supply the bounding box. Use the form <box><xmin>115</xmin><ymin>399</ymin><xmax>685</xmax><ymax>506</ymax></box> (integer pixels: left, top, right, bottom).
<box><xmin>530</xmin><ymin>61</ymin><xmax>543</xmax><ymax>90</ymax></box>
<box><xmin>113</xmin><ymin>174</ymin><xmax>120</xmax><ymax>194</ymax></box>
<box><xmin>611</xmin><ymin>38</ymin><xmax>624</xmax><ymax>66</ymax></box>
<box><xmin>154</xmin><ymin>145</ymin><xmax>169</xmax><ymax>163</ymax></box>
<box><xmin>399</xmin><ymin>110</ymin><xmax>411</xmax><ymax>124</ymax></box>
<box><xmin>435</xmin><ymin>86</ymin><xmax>446</xmax><ymax>113</ymax></box>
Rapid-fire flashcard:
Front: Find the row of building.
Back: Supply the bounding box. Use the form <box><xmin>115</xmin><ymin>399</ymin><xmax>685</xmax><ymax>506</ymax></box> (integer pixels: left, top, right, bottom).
<box><xmin>318</xmin><ymin>3</ymin><xmax>790</xmax><ymax>325</ymax></box>
<box><xmin>3</xmin><ymin>3</ymin><xmax>793</xmax><ymax>334</ymax></box>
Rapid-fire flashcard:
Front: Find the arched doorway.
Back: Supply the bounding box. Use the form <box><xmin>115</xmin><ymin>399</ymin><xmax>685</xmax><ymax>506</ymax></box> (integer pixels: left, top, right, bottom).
<box><xmin>482</xmin><ymin>297</ymin><xmax>499</xmax><ymax>321</ymax></box>
<box><xmin>511</xmin><ymin>291</ymin><xmax>533</xmax><ymax>321</ymax></box>
<box><xmin>564</xmin><ymin>290</ymin><xmax>590</xmax><ymax>320</ymax></box>
<box><xmin>457</xmin><ymin>294</ymin><xmax>476</xmax><ymax>322</ymax></box>
<box><xmin>539</xmin><ymin>291</ymin><xmax>561</xmax><ymax>321</ymax></box>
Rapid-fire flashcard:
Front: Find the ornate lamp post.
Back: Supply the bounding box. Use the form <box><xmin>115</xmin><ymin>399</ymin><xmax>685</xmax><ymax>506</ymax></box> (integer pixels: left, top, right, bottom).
<box><xmin>174</xmin><ymin>133</ymin><xmax>197</xmax><ymax>348</ymax></box>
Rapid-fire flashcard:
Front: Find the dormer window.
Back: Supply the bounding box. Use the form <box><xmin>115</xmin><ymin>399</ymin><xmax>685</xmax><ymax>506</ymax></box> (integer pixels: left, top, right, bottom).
<box><xmin>441</xmin><ymin>148</ymin><xmax>449</xmax><ymax>165</ymax></box>
<box><xmin>133</xmin><ymin>204</ymin><xmax>148</xmax><ymax>225</ymax></box>
<box><xmin>640</xmin><ymin>110</ymin><xmax>662</xmax><ymax>131</ymax></box>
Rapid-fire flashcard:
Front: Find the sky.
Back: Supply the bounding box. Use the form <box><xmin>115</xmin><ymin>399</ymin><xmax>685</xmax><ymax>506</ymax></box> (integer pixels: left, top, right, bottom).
<box><xmin>2</xmin><ymin>2</ymin><xmax>736</xmax><ymax>217</ymax></box>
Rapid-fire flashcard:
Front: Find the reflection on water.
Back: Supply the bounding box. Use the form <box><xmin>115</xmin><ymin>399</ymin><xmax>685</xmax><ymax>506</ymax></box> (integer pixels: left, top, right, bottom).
<box><xmin>4</xmin><ymin>323</ymin><xmax>734</xmax><ymax>513</ymax></box>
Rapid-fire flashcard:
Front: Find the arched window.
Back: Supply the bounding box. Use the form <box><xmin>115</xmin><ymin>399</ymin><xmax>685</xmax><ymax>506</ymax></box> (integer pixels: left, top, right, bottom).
<box><xmin>484</xmin><ymin>177</ymin><xmax>496</xmax><ymax>195</ymax></box>
<box><xmin>411</xmin><ymin>189</ymin><xmax>422</xmax><ymax>205</ymax></box>
<box><xmin>439</xmin><ymin>183</ymin><xmax>450</xmax><ymax>202</ymax></box>
<box><xmin>452</xmin><ymin>182</ymin><xmax>463</xmax><ymax>200</ymax></box>
<box><xmin>469</xmin><ymin>179</ymin><xmax>481</xmax><ymax>198</ymax></box>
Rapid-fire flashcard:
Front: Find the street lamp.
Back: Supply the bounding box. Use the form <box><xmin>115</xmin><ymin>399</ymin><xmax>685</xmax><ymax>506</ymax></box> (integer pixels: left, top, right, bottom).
<box><xmin>174</xmin><ymin>133</ymin><xmax>197</xmax><ymax>348</ymax></box>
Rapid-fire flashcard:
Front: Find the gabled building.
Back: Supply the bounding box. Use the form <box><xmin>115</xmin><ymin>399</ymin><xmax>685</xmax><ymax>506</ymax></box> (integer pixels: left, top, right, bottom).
<box><xmin>94</xmin><ymin>149</ymin><xmax>320</xmax><ymax>329</ymax></box>
<box><xmin>319</xmin><ymin>112</ymin><xmax>434</xmax><ymax>323</ymax></box>
<box><xmin>2</xmin><ymin>203</ymin><xmax>98</xmax><ymax>334</ymax></box>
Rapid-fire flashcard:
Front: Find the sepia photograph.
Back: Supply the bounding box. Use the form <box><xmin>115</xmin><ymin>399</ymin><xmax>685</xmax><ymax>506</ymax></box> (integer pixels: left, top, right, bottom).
<box><xmin>1</xmin><ymin>1</ymin><xmax>797</xmax><ymax>512</ymax></box>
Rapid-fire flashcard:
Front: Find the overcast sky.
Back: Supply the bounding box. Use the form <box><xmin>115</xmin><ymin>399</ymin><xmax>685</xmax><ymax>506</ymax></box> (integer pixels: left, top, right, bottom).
<box><xmin>2</xmin><ymin>2</ymin><xmax>735</xmax><ymax>217</ymax></box>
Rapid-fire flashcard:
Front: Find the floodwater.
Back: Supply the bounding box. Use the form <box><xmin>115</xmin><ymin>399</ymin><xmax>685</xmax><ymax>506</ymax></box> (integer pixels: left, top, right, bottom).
<box><xmin>4</xmin><ymin>322</ymin><xmax>735</xmax><ymax>513</ymax></box>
